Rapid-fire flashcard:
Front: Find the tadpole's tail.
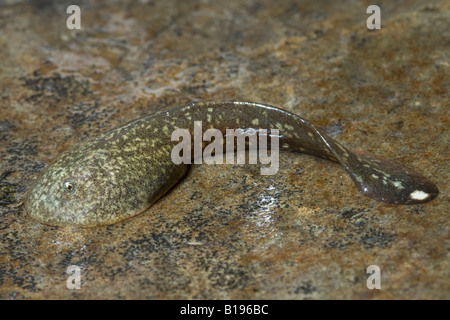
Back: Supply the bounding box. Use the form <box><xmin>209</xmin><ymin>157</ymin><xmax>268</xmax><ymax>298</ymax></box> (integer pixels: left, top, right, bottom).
<box><xmin>316</xmin><ymin>129</ymin><xmax>439</xmax><ymax>204</ymax></box>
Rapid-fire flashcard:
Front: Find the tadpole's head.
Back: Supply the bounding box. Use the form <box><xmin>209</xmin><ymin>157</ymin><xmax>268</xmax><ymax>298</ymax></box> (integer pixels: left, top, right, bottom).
<box><xmin>23</xmin><ymin>141</ymin><xmax>121</xmax><ymax>227</ymax></box>
<box><xmin>24</xmin><ymin>130</ymin><xmax>185</xmax><ymax>228</ymax></box>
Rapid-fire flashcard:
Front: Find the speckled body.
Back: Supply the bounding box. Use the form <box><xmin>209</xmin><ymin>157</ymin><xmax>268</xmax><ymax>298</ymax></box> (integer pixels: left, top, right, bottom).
<box><xmin>24</xmin><ymin>101</ymin><xmax>439</xmax><ymax>227</ymax></box>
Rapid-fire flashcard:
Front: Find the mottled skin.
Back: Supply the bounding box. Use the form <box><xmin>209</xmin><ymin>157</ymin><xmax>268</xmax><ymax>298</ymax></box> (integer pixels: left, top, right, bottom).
<box><xmin>24</xmin><ymin>101</ymin><xmax>439</xmax><ymax>227</ymax></box>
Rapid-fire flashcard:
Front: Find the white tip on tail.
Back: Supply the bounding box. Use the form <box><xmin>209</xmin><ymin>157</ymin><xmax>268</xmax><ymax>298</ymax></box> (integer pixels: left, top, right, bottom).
<box><xmin>409</xmin><ymin>190</ymin><xmax>430</xmax><ymax>201</ymax></box>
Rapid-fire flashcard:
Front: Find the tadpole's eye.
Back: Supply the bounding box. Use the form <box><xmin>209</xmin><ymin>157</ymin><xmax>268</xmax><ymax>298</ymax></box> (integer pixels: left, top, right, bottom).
<box><xmin>64</xmin><ymin>181</ymin><xmax>76</xmax><ymax>193</ymax></box>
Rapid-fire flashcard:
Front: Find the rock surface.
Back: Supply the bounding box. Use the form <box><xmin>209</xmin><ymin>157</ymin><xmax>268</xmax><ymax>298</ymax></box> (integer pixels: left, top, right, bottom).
<box><xmin>0</xmin><ymin>0</ymin><xmax>448</xmax><ymax>299</ymax></box>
